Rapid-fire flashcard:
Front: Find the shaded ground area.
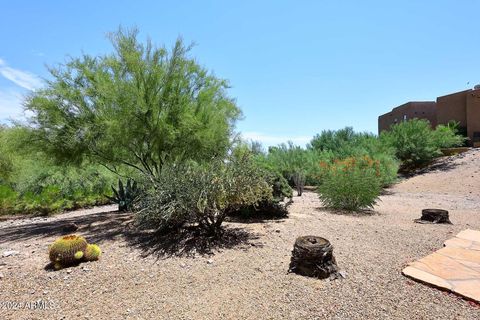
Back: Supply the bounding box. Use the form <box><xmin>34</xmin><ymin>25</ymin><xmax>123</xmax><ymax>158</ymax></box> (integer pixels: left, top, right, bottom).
<box><xmin>0</xmin><ymin>209</ymin><xmax>257</xmax><ymax>259</ymax></box>
<box><xmin>1</xmin><ymin>150</ymin><xmax>480</xmax><ymax>319</ymax></box>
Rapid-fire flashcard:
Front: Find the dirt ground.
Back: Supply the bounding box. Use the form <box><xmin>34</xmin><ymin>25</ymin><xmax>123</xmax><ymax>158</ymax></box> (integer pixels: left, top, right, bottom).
<box><xmin>1</xmin><ymin>150</ymin><xmax>480</xmax><ymax>319</ymax></box>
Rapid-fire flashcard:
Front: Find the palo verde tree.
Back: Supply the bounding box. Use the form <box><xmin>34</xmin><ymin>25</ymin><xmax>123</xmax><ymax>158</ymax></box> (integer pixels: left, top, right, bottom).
<box><xmin>25</xmin><ymin>28</ymin><xmax>241</xmax><ymax>178</ymax></box>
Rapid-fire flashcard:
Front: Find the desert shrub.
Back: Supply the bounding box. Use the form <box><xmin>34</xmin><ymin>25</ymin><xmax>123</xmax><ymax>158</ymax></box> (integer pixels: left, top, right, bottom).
<box><xmin>256</xmin><ymin>142</ymin><xmax>327</xmax><ymax>186</ymax></box>
<box><xmin>0</xmin><ymin>127</ymin><xmax>116</xmax><ymax>215</ymax></box>
<box><xmin>317</xmin><ymin>156</ymin><xmax>382</xmax><ymax>211</ymax></box>
<box><xmin>0</xmin><ymin>185</ymin><xmax>17</xmax><ymax>215</ymax></box>
<box><xmin>432</xmin><ymin>121</ymin><xmax>466</xmax><ymax>148</ymax></box>
<box><xmin>232</xmin><ymin>169</ymin><xmax>293</xmax><ymax>219</ymax></box>
<box><xmin>0</xmin><ymin>125</ymin><xmax>118</xmax><ymax>215</ymax></box>
<box><xmin>309</xmin><ymin>127</ymin><xmax>357</xmax><ymax>154</ymax></box>
<box><xmin>256</xmin><ymin>128</ymin><xmax>399</xmax><ymax>188</ymax></box>
<box><xmin>381</xmin><ymin>119</ymin><xmax>465</xmax><ymax>170</ymax></box>
<box><xmin>135</xmin><ymin>155</ymin><xmax>272</xmax><ymax>235</ymax></box>
<box><xmin>371</xmin><ymin>153</ymin><xmax>399</xmax><ymax>187</ymax></box>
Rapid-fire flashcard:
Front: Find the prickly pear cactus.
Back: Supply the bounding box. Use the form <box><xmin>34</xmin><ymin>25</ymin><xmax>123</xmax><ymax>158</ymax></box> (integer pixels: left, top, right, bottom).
<box><xmin>84</xmin><ymin>244</ymin><xmax>102</xmax><ymax>262</ymax></box>
<box><xmin>49</xmin><ymin>235</ymin><xmax>88</xmax><ymax>269</ymax></box>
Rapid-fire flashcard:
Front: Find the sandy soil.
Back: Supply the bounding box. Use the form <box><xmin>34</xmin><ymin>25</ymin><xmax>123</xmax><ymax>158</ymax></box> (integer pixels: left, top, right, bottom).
<box><xmin>1</xmin><ymin>150</ymin><xmax>480</xmax><ymax>319</ymax></box>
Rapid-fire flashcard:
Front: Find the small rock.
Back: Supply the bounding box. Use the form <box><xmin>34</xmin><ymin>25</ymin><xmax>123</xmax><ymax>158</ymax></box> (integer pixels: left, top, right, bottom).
<box><xmin>82</xmin><ymin>267</ymin><xmax>91</xmax><ymax>272</ymax></box>
<box><xmin>207</xmin><ymin>259</ymin><xmax>214</xmax><ymax>265</ymax></box>
<box><xmin>66</xmin><ymin>269</ymin><xmax>72</xmax><ymax>274</ymax></box>
<box><xmin>180</xmin><ymin>262</ymin><xmax>187</xmax><ymax>268</ymax></box>
<box><xmin>338</xmin><ymin>270</ymin><xmax>348</xmax><ymax>279</ymax></box>
<box><xmin>2</xmin><ymin>250</ymin><xmax>19</xmax><ymax>257</ymax></box>
<box><xmin>24</xmin><ymin>244</ymin><xmax>31</xmax><ymax>247</ymax></box>
<box><xmin>0</xmin><ymin>273</ymin><xmax>4</xmax><ymax>279</ymax></box>
<box><xmin>30</xmin><ymin>289</ymin><xmax>35</xmax><ymax>294</ymax></box>
<box><xmin>43</xmin><ymin>290</ymin><xmax>49</xmax><ymax>295</ymax></box>
<box><xmin>275</xmin><ymin>229</ymin><xmax>281</xmax><ymax>233</ymax></box>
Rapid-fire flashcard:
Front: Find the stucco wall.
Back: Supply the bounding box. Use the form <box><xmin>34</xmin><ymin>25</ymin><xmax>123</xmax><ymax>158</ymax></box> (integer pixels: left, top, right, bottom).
<box><xmin>466</xmin><ymin>89</ymin><xmax>480</xmax><ymax>143</ymax></box>
<box><xmin>378</xmin><ymin>101</ymin><xmax>436</xmax><ymax>134</ymax></box>
<box><xmin>436</xmin><ymin>90</ymin><xmax>469</xmax><ymax>129</ymax></box>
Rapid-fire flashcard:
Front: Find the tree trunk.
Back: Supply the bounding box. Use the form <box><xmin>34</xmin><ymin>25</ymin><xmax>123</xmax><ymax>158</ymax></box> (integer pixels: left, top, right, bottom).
<box><xmin>288</xmin><ymin>236</ymin><xmax>339</xmax><ymax>279</ymax></box>
<box><xmin>415</xmin><ymin>209</ymin><xmax>452</xmax><ymax>224</ymax></box>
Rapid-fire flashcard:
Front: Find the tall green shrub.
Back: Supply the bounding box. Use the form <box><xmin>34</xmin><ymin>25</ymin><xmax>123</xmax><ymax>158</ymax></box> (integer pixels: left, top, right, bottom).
<box><xmin>381</xmin><ymin>119</ymin><xmax>465</xmax><ymax>170</ymax></box>
<box><xmin>317</xmin><ymin>156</ymin><xmax>382</xmax><ymax>211</ymax></box>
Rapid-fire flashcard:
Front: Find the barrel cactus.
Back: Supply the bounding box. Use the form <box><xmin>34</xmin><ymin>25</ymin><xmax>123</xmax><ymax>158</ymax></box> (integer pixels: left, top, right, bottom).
<box><xmin>84</xmin><ymin>244</ymin><xmax>102</xmax><ymax>261</ymax></box>
<box><xmin>49</xmin><ymin>235</ymin><xmax>88</xmax><ymax>269</ymax></box>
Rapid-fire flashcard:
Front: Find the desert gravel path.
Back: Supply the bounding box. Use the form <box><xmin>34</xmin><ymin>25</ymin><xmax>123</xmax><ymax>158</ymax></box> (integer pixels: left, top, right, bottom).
<box><xmin>1</xmin><ymin>151</ymin><xmax>480</xmax><ymax>319</ymax></box>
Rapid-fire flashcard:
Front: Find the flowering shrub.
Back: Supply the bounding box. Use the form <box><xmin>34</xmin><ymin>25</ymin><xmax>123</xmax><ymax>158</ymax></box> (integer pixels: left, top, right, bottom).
<box><xmin>317</xmin><ymin>156</ymin><xmax>382</xmax><ymax>211</ymax></box>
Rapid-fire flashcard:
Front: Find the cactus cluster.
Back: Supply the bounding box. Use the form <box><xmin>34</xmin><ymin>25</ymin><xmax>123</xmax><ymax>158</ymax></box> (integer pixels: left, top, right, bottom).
<box><xmin>48</xmin><ymin>235</ymin><xmax>102</xmax><ymax>270</ymax></box>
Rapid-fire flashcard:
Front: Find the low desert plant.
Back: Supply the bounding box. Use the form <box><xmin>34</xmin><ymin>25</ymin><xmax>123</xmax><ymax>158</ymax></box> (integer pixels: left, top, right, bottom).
<box><xmin>317</xmin><ymin>156</ymin><xmax>382</xmax><ymax>211</ymax></box>
<box><xmin>231</xmin><ymin>169</ymin><xmax>293</xmax><ymax>219</ymax></box>
<box><xmin>49</xmin><ymin>235</ymin><xmax>88</xmax><ymax>270</ymax></box>
<box><xmin>136</xmin><ymin>155</ymin><xmax>272</xmax><ymax>236</ymax></box>
<box><xmin>84</xmin><ymin>244</ymin><xmax>102</xmax><ymax>261</ymax></box>
<box><xmin>48</xmin><ymin>235</ymin><xmax>102</xmax><ymax>270</ymax></box>
<box><xmin>106</xmin><ymin>178</ymin><xmax>140</xmax><ymax>212</ymax></box>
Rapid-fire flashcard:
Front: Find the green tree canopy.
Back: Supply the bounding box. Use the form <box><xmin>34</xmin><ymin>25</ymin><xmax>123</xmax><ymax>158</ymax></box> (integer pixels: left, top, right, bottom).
<box><xmin>25</xmin><ymin>28</ymin><xmax>241</xmax><ymax>177</ymax></box>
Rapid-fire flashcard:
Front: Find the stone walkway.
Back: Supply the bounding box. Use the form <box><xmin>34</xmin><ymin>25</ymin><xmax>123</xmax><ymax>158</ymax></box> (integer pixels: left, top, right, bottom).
<box><xmin>403</xmin><ymin>229</ymin><xmax>480</xmax><ymax>302</ymax></box>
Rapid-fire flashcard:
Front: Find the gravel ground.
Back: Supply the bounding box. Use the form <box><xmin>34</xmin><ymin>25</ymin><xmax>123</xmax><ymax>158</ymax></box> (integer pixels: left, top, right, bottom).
<box><xmin>1</xmin><ymin>151</ymin><xmax>480</xmax><ymax>319</ymax></box>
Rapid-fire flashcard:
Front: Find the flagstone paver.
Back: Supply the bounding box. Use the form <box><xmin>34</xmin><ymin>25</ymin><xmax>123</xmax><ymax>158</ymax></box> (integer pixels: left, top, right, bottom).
<box><xmin>403</xmin><ymin>229</ymin><xmax>480</xmax><ymax>302</ymax></box>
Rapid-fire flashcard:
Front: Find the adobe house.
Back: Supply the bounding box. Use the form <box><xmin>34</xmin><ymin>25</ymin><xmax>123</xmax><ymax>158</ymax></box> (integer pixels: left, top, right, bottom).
<box><xmin>378</xmin><ymin>86</ymin><xmax>480</xmax><ymax>146</ymax></box>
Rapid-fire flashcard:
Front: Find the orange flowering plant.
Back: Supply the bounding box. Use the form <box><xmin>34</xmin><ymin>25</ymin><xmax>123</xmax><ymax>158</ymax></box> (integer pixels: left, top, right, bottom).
<box><xmin>317</xmin><ymin>155</ymin><xmax>382</xmax><ymax>211</ymax></box>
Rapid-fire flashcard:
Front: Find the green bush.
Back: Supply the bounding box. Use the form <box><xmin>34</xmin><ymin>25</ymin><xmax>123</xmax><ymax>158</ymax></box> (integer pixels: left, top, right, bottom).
<box><xmin>254</xmin><ymin>128</ymin><xmax>399</xmax><ymax>189</ymax></box>
<box><xmin>432</xmin><ymin>121</ymin><xmax>466</xmax><ymax>149</ymax></box>
<box><xmin>317</xmin><ymin>156</ymin><xmax>382</xmax><ymax>211</ymax></box>
<box><xmin>233</xmin><ymin>169</ymin><xmax>293</xmax><ymax>219</ymax></box>
<box><xmin>381</xmin><ymin>119</ymin><xmax>465</xmax><ymax>170</ymax></box>
<box><xmin>255</xmin><ymin>142</ymin><xmax>330</xmax><ymax>186</ymax></box>
<box><xmin>0</xmin><ymin>126</ymin><xmax>116</xmax><ymax>215</ymax></box>
<box><xmin>135</xmin><ymin>155</ymin><xmax>272</xmax><ymax>235</ymax></box>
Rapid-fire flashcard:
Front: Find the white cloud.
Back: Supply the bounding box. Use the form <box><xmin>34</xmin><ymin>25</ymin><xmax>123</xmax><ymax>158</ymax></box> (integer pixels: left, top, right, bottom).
<box><xmin>0</xmin><ymin>59</ymin><xmax>42</xmax><ymax>91</ymax></box>
<box><xmin>0</xmin><ymin>59</ymin><xmax>42</xmax><ymax>122</ymax></box>
<box><xmin>0</xmin><ymin>88</ymin><xmax>24</xmax><ymax>122</ymax></box>
<box><xmin>241</xmin><ymin>131</ymin><xmax>311</xmax><ymax>147</ymax></box>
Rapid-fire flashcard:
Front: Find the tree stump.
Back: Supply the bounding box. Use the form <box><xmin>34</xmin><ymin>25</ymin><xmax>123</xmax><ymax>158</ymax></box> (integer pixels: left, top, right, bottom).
<box><xmin>288</xmin><ymin>236</ymin><xmax>339</xmax><ymax>279</ymax></box>
<box><xmin>415</xmin><ymin>209</ymin><xmax>452</xmax><ymax>224</ymax></box>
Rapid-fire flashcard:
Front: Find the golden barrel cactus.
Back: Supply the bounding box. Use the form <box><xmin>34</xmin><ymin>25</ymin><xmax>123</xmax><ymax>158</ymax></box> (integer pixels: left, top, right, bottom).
<box><xmin>49</xmin><ymin>235</ymin><xmax>88</xmax><ymax>269</ymax></box>
<box><xmin>84</xmin><ymin>244</ymin><xmax>102</xmax><ymax>261</ymax></box>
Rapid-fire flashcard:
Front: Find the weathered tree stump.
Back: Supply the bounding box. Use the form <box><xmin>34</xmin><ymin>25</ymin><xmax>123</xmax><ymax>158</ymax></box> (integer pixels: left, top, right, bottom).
<box><xmin>414</xmin><ymin>209</ymin><xmax>452</xmax><ymax>224</ymax></box>
<box><xmin>288</xmin><ymin>236</ymin><xmax>339</xmax><ymax>279</ymax></box>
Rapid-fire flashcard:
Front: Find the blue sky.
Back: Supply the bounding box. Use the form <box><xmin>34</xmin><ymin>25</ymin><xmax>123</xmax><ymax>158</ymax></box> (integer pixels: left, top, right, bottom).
<box><xmin>0</xmin><ymin>1</ymin><xmax>479</xmax><ymax>146</ymax></box>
